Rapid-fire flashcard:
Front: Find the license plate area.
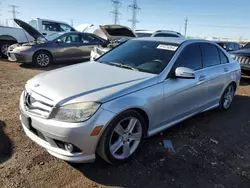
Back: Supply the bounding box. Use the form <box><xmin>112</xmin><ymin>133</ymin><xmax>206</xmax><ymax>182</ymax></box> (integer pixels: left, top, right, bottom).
<box><xmin>21</xmin><ymin>112</ymin><xmax>31</xmax><ymax>130</ymax></box>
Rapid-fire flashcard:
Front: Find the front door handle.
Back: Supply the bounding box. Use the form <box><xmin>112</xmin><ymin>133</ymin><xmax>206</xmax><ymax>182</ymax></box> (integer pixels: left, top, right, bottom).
<box><xmin>199</xmin><ymin>75</ymin><xmax>206</xmax><ymax>81</ymax></box>
<box><xmin>42</xmin><ymin>33</ymin><xmax>47</xmax><ymax>36</ymax></box>
<box><xmin>224</xmin><ymin>68</ymin><xmax>229</xmax><ymax>72</ymax></box>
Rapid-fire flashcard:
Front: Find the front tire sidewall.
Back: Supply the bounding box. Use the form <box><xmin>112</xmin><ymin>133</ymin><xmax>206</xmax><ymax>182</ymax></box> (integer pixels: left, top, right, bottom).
<box><xmin>34</xmin><ymin>51</ymin><xmax>52</xmax><ymax>67</ymax></box>
<box><xmin>98</xmin><ymin>110</ymin><xmax>146</xmax><ymax>165</ymax></box>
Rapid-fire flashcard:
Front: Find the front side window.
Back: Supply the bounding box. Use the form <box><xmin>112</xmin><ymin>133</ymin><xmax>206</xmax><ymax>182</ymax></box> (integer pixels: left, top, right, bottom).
<box><xmin>174</xmin><ymin>43</ymin><xmax>202</xmax><ymax>70</ymax></box>
<box><xmin>98</xmin><ymin>40</ymin><xmax>179</xmax><ymax>74</ymax></box>
<box><xmin>201</xmin><ymin>43</ymin><xmax>220</xmax><ymax>68</ymax></box>
<box><xmin>154</xmin><ymin>33</ymin><xmax>179</xmax><ymax>38</ymax></box>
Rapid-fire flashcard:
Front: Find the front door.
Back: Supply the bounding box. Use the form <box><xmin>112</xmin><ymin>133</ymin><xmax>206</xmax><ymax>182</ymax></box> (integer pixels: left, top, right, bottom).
<box><xmin>160</xmin><ymin>43</ymin><xmax>208</xmax><ymax>127</ymax></box>
<box><xmin>53</xmin><ymin>33</ymin><xmax>83</xmax><ymax>62</ymax></box>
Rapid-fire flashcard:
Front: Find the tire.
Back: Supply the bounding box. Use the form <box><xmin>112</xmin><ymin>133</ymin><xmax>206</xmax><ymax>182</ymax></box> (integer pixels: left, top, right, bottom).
<box><xmin>219</xmin><ymin>83</ymin><xmax>236</xmax><ymax>111</ymax></box>
<box><xmin>97</xmin><ymin>110</ymin><xmax>147</xmax><ymax>165</ymax></box>
<box><xmin>0</xmin><ymin>41</ymin><xmax>14</xmax><ymax>58</ymax></box>
<box><xmin>33</xmin><ymin>51</ymin><xmax>52</xmax><ymax>67</ymax></box>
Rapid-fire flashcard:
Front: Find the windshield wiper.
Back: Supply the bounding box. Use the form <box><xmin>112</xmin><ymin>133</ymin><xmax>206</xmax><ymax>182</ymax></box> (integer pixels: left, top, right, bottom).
<box><xmin>108</xmin><ymin>62</ymin><xmax>139</xmax><ymax>71</ymax></box>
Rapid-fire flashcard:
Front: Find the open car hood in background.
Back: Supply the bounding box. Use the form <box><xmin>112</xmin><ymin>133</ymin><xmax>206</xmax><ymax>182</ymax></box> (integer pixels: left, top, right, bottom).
<box><xmin>95</xmin><ymin>25</ymin><xmax>136</xmax><ymax>41</ymax></box>
<box><xmin>14</xmin><ymin>18</ymin><xmax>47</xmax><ymax>41</ymax></box>
<box><xmin>75</xmin><ymin>24</ymin><xmax>94</xmax><ymax>32</ymax></box>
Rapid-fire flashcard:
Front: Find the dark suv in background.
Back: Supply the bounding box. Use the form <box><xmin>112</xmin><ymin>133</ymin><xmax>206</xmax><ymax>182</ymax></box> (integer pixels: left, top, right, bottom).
<box><xmin>230</xmin><ymin>42</ymin><xmax>250</xmax><ymax>75</ymax></box>
<box><xmin>216</xmin><ymin>41</ymin><xmax>241</xmax><ymax>52</ymax></box>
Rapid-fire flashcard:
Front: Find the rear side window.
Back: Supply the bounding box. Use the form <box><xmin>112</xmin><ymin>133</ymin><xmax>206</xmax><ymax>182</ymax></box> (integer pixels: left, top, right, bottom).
<box><xmin>154</xmin><ymin>33</ymin><xmax>179</xmax><ymax>38</ymax></box>
<box><xmin>201</xmin><ymin>43</ymin><xmax>220</xmax><ymax>68</ymax></box>
<box><xmin>218</xmin><ymin>49</ymin><xmax>229</xmax><ymax>64</ymax></box>
<box><xmin>175</xmin><ymin>43</ymin><xmax>202</xmax><ymax>70</ymax></box>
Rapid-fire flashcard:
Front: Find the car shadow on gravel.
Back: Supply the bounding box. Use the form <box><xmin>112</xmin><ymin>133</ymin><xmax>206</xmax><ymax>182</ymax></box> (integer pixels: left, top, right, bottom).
<box><xmin>0</xmin><ymin>121</ymin><xmax>13</xmax><ymax>164</ymax></box>
<box><xmin>71</xmin><ymin>95</ymin><xmax>250</xmax><ymax>188</ymax></box>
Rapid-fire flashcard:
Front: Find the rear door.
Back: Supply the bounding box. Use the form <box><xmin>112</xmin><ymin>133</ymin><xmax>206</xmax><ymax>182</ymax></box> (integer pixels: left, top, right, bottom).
<box><xmin>200</xmin><ymin>43</ymin><xmax>229</xmax><ymax>106</ymax></box>
<box><xmin>78</xmin><ymin>33</ymin><xmax>106</xmax><ymax>60</ymax></box>
<box><xmin>160</xmin><ymin>43</ymin><xmax>208</xmax><ymax>127</ymax></box>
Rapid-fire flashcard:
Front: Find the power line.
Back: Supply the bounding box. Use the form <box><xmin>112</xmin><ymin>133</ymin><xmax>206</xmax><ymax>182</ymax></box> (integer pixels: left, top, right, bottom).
<box><xmin>8</xmin><ymin>4</ymin><xmax>20</xmax><ymax>27</ymax></box>
<box><xmin>128</xmin><ymin>0</ymin><xmax>140</xmax><ymax>30</ymax></box>
<box><xmin>190</xmin><ymin>24</ymin><xmax>250</xmax><ymax>29</ymax></box>
<box><xmin>184</xmin><ymin>17</ymin><xmax>188</xmax><ymax>37</ymax></box>
<box><xmin>110</xmin><ymin>0</ymin><xmax>121</xmax><ymax>25</ymax></box>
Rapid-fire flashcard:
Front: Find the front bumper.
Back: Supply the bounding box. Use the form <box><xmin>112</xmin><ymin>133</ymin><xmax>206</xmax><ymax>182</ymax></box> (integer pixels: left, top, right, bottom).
<box><xmin>7</xmin><ymin>47</ymin><xmax>33</xmax><ymax>63</ymax></box>
<box><xmin>20</xmin><ymin>92</ymin><xmax>115</xmax><ymax>163</ymax></box>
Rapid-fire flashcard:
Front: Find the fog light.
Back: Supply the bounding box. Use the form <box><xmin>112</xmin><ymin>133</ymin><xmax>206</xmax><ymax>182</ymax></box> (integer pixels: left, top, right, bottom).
<box><xmin>64</xmin><ymin>143</ymin><xmax>74</xmax><ymax>153</ymax></box>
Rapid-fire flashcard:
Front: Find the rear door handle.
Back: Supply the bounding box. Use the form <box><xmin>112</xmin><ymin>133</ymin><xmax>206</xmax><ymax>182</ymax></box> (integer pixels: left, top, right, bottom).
<box><xmin>42</xmin><ymin>33</ymin><xmax>47</xmax><ymax>36</ymax></box>
<box><xmin>199</xmin><ymin>75</ymin><xmax>206</xmax><ymax>81</ymax></box>
<box><xmin>224</xmin><ymin>68</ymin><xmax>229</xmax><ymax>72</ymax></box>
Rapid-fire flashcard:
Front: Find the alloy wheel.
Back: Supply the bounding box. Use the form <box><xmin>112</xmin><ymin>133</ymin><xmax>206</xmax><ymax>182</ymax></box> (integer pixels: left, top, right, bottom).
<box><xmin>109</xmin><ymin>117</ymin><xmax>142</xmax><ymax>160</ymax></box>
<box><xmin>223</xmin><ymin>85</ymin><xmax>234</xmax><ymax>109</ymax></box>
<box><xmin>37</xmin><ymin>54</ymin><xmax>50</xmax><ymax>66</ymax></box>
<box><xmin>1</xmin><ymin>44</ymin><xmax>9</xmax><ymax>56</ymax></box>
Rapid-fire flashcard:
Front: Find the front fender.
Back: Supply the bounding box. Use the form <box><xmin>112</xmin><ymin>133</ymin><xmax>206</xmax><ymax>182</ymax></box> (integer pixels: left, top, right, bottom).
<box><xmin>101</xmin><ymin>83</ymin><xmax>164</xmax><ymax>130</ymax></box>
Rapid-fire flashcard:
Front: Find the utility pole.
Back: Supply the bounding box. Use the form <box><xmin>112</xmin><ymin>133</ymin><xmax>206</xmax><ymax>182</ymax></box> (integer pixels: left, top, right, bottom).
<box><xmin>8</xmin><ymin>4</ymin><xmax>20</xmax><ymax>27</ymax></box>
<box><xmin>110</xmin><ymin>0</ymin><xmax>121</xmax><ymax>25</ymax></box>
<box><xmin>128</xmin><ymin>0</ymin><xmax>140</xmax><ymax>30</ymax></box>
<box><xmin>70</xmin><ymin>19</ymin><xmax>73</xmax><ymax>27</ymax></box>
<box><xmin>184</xmin><ymin>17</ymin><xmax>188</xmax><ymax>37</ymax></box>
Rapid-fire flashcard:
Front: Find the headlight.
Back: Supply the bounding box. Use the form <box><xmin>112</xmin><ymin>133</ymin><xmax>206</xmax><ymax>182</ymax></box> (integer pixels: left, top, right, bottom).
<box><xmin>53</xmin><ymin>102</ymin><xmax>101</xmax><ymax>123</ymax></box>
<box><xmin>19</xmin><ymin>46</ymin><xmax>32</xmax><ymax>51</ymax></box>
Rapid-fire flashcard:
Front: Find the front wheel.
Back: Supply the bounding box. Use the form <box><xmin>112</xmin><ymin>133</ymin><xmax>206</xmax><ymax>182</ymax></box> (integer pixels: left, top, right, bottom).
<box><xmin>97</xmin><ymin>110</ymin><xmax>146</xmax><ymax>165</ymax></box>
<box><xmin>0</xmin><ymin>41</ymin><xmax>13</xmax><ymax>58</ymax></box>
<box><xmin>219</xmin><ymin>84</ymin><xmax>236</xmax><ymax>111</ymax></box>
<box><xmin>33</xmin><ymin>51</ymin><xmax>52</xmax><ymax>67</ymax></box>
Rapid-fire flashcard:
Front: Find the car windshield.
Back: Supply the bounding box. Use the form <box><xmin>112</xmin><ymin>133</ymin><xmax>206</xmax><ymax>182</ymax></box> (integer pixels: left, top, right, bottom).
<box><xmin>97</xmin><ymin>40</ymin><xmax>179</xmax><ymax>74</ymax></box>
<box><xmin>46</xmin><ymin>32</ymin><xmax>65</xmax><ymax>41</ymax></box>
<box><xmin>243</xmin><ymin>42</ymin><xmax>250</xmax><ymax>49</ymax></box>
<box><xmin>136</xmin><ymin>33</ymin><xmax>152</xmax><ymax>38</ymax></box>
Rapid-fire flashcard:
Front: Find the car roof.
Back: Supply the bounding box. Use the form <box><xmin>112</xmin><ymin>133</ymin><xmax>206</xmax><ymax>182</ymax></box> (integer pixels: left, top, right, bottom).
<box><xmin>133</xmin><ymin>37</ymin><xmax>210</xmax><ymax>45</ymax></box>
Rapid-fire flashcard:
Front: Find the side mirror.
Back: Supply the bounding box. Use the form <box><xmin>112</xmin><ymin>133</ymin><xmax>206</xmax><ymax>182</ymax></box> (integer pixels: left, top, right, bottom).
<box><xmin>56</xmin><ymin>39</ymin><xmax>62</xmax><ymax>44</ymax></box>
<box><xmin>175</xmin><ymin>67</ymin><xmax>195</xmax><ymax>79</ymax></box>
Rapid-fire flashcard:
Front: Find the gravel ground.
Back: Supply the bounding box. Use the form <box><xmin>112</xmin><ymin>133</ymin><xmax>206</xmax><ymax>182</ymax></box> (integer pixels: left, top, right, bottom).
<box><xmin>0</xmin><ymin>61</ymin><xmax>250</xmax><ymax>188</ymax></box>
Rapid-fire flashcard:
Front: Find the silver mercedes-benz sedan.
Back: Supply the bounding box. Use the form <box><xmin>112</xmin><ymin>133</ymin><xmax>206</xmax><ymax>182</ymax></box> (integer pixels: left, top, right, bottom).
<box><xmin>20</xmin><ymin>37</ymin><xmax>241</xmax><ymax>164</ymax></box>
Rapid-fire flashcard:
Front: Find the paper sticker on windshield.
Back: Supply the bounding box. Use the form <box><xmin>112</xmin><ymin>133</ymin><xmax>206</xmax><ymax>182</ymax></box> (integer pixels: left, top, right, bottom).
<box><xmin>157</xmin><ymin>44</ymin><xmax>177</xmax><ymax>51</ymax></box>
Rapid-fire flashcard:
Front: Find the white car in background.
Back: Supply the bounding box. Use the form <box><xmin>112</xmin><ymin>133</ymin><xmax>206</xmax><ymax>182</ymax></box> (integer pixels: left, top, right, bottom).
<box><xmin>136</xmin><ymin>30</ymin><xmax>184</xmax><ymax>38</ymax></box>
<box><xmin>90</xmin><ymin>25</ymin><xmax>137</xmax><ymax>60</ymax></box>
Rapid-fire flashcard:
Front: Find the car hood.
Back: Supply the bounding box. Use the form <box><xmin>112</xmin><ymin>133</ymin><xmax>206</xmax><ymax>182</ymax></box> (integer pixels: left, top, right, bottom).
<box><xmin>97</xmin><ymin>25</ymin><xmax>136</xmax><ymax>41</ymax></box>
<box><xmin>14</xmin><ymin>18</ymin><xmax>47</xmax><ymax>41</ymax></box>
<box><xmin>26</xmin><ymin>62</ymin><xmax>157</xmax><ymax>104</ymax></box>
<box><xmin>230</xmin><ymin>49</ymin><xmax>250</xmax><ymax>55</ymax></box>
<box><xmin>75</xmin><ymin>24</ymin><xmax>94</xmax><ymax>32</ymax></box>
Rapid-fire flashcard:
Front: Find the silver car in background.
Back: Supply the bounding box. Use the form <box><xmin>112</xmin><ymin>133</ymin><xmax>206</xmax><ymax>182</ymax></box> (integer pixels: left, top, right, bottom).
<box><xmin>20</xmin><ymin>38</ymin><xmax>241</xmax><ymax>164</ymax></box>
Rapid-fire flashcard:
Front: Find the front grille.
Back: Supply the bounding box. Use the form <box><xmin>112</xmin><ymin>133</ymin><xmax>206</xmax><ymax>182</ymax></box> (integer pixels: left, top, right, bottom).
<box><xmin>24</xmin><ymin>91</ymin><xmax>54</xmax><ymax>118</ymax></box>
<box><xmin>234</xmin><ymin>55</ymin><xmax>250</xmax><ymax>65</ymax></box>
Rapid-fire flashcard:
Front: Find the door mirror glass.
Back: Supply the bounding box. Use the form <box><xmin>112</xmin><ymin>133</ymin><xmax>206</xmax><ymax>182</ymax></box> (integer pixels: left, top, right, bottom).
<box><xmin>175</xmin><ymin>67</ymin><xmax>195</xmax><ymax>79</ymax></box>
